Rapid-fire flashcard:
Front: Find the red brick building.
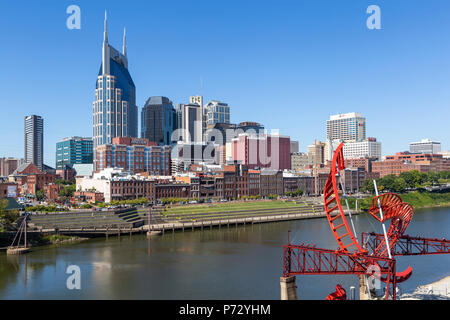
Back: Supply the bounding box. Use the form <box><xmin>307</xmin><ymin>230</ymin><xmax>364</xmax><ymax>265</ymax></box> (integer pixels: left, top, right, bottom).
<box><xmin>0</xmin><ymin>182</ymin><xmax>18</xmax><ymax>198</ymax></box>
<box><xmin>372</xmin><ymin>152</ymin><xmax>450</xmax><ymax>177</ymax></box>
<box><xmin>96</xmin><ymin>137</ymin><xmax>171</xmax><ymax>175</ymax></box>
<box><xmin>248</xmin><ymin>169</ymin><xmax>261</xmax><ymax>196</ymax></box>
<box><xmin>110</xmin><ymin>179</ymin><xmax>156</xmax><ymax>202</ymax></box>
<box><xmin>44</xmin><ymin>184</ymin><xmax>60</xmax><ymax>201</ymax></box>
<box><xmin>9</xmin><ymin>163</ymin><xmax>57</xmax><ymax>196</ymax></box>
<box><xmin>344</xmin><ymin>157</ymin><xmax>377</xmax><ymax>173</ymax></box>
<box><xmin>155</xmin><ymin>183</ymin><xmax>190</xmax><ymax>199</ymax></box>
<box><xmin>74</xmin><ymin>191</ymin><xmax>105</xmax><ymax>203</ymax></box>
<box><xmin>26</xmin><ymin>173</ymin><xmax>58</xmax><ymax>195</ymax></box>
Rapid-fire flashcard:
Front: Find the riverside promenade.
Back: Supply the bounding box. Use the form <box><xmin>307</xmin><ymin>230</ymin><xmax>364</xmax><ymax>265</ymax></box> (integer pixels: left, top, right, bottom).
<box><xmin>23</xmin><ymin>199</ymin><xmax>359</xmax><ymax>237</ymax></box>
<box><xmin>31</xmin><ymin>208</ymin><xmax>359</xmax><ymax>237</ymax></box>
<box><xmin>146</xmin><ymin>209</ymin><xmax>359</xmax><ymax>234</ymax></box>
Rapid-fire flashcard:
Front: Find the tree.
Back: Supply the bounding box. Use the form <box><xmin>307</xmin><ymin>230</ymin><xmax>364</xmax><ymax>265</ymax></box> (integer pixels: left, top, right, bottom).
<box><xmin>427</xmin><ymin>172</ymin><xmax>440</xmax><ymax>186</ymax></box>
<box><xmin>36</xmin><ymin>189</ymin><xmax>45</xmax><ymax>201</ymax></box>
<box><xmin>411</xmin><ymin>170</ymin><xmax>426</xmax><ymax>188</ymax></box>
<box><xmin>378</xmin><ymin>175</ymin><xmax>396</xmax><ymax>192</ymax></box>
<box><xmin>399</xmin><ymin>171</ymin><xmax>415</xmax><ymax>189</ymax></box>
<box><xmin>361</xmin><ymin>179</ymin><xmax>375</xmax><ymax>194</ymax></box>
<box><xmin>59</xmin><ymin>184</ymin><xmax>76</xmax><ymax>201</ymax></box>
<box><xmin>0</xmin><ymin>199</ymin><xmax>19</xmax><ymax>232</ymax></box>
<box><xmin>392</xmin><ymin>177</ymin><xmax>407</xmax><ymax>193</ymax></box>
<box><xmin>438</xmin><ymin>171</ymin><xmax>450</xmax><ymax>180</ymax></box>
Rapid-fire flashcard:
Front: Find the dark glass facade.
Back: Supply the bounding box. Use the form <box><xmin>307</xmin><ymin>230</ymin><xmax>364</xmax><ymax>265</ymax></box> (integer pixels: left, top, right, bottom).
<box><xmin>141</xmin><ymin>96</ymin><xmax>177</xmax><ymax>145</ymax></box>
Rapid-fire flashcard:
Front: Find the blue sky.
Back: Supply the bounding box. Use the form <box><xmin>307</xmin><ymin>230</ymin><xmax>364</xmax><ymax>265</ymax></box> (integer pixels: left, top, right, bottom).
<box><xmin>1</xmin><ymin>0</ymin><xmax>450</xmax><ymax>167</ymax></box>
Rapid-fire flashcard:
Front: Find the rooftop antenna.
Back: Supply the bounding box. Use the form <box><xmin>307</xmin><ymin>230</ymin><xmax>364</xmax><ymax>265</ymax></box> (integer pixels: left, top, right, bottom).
<box><xmin>123</xmin><ymin>27</ymin><xmax>127</xmax><ymax>56</ymax></box>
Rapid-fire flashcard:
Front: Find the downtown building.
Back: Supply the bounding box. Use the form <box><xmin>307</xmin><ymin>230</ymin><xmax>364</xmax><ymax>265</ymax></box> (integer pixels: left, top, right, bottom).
<box><xmin>372</xmin><ymin>152</ymin><xmax>450</xmax><ymax>177</ymax></box>
<box><xmin>93</xmin><ymin>14</ymin><xmax>138</xmax><ymax>170</ymax></box>
<box><xmin>229</xmin><ymin>133</ymin><xmax>291</xmax><ymax>171</ymax></box>
<box><xmin>0</xmin><ymin>158</ymin><xmax>24</xmax><ymax>177</ymax></box>
<box><xmin>326</xmin><ymin>112</ymin><xmax>382</xmax><ymax>162</ymax></box>
<box><xmin>76</xmin><ymin>167</ymin><xmax>189</xmax><ymax>203</ymax></box>
<box><xmin>55</xmin><ymin>137</ymin><xmax>93</xmax><ymax>170</ymax></box>
<box><xmin>326</xmin><ymin>112</ymin><xmax>366</xmax><ymax>142</ymax></box>
<box><xmin>95</xmin><ymin>137</ymin><xmax>171</xmax><ymax>176</ymax></box>
<box><xmin>410</xmin><ymin>138</ymin><xmax>441</xmax><ymax>154</ymax></box>
<box><xmin>141</xmin><ymin>96</ymin><xmax>177</xmax><ymax>145</ymax></box>
<box><xmin>24</xmin><ymin>115</ymin><xmax>44</xmax><ymax>171</ymax></box>
<box><xmin>204</xmin><ymin>100</ymin><xmax>231</xmax><ymax>126</ymax></box>
<box><xmin>175</xmin><ymin>97</ymin><xmax>203</xmax><ymax>143</ymax></box>
<box><xmin>342</xmin><ymin>137</ymin><xmax>381</xmax><ymax>160</ymax></box>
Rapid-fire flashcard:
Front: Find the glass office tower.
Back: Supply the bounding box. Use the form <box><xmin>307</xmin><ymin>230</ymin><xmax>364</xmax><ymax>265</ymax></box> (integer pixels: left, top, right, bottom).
<box><xmin>141</xmin><ymin>96</ymin><xmax>177</xmax><ymax>145</ymax></box>
<box><xmin>93</xmin><ymin>12</ymin><xmax>138</xmax><ymax>169</ymax></box>
<box><xmin>55</xmin><ymin>137</ymin><xmax>93</xmax><ymax>170</ymax></box>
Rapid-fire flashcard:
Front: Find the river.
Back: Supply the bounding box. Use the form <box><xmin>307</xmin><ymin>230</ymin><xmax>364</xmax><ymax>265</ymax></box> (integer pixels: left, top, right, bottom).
<box><xmin>0</xmin><ymin>207</ymin><xmax>449</xmax><ymax>300</ymax></box>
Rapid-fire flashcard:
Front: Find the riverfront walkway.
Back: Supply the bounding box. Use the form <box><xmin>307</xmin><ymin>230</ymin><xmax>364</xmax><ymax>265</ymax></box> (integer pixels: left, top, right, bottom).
<box><xmin>42</xmin><ymin>209</ymin><xmax>358</xmax><ymax>237</ymax></box>
<box><xmin>23</xmin><ymin>199</ymin><xmax>358</xmax><ymax>237</ymax></box>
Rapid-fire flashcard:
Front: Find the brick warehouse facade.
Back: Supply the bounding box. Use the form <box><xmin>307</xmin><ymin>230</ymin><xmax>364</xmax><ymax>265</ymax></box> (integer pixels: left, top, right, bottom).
<box><xmin>96</xmin><ymin>137</ymin><xmax>171</xmax><ymax>175</ymax></box>
<box><xmin>372</xmin><ymin>152</ymin><xmax>450</xmax><ymax>177</ymax></box>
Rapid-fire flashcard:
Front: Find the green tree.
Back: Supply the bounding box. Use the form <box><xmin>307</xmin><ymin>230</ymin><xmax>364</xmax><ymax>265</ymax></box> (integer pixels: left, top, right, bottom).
<box><xmin>59</xmin><ymin>184</ymin><xmax>76</xmax><ymax>201</ymax></box>
<box><xmin>438</xmin><ymin>171</ymin><xmax>450</xmax><ymax>180</ymax></box>
<box><xmin>399</xmin><ymin>171</ymin><xmax>416</xmax><ymax>189</ymax></box>
<box><xmin>392</xmin><ymin>177</ymin><xmax>407</xmax><ymax>193</ymax></box>
<box><xmin>427</xmin><ymin>172</ymin><xmax>440</xmax><ymax>186</ymax></box>
<box><xmin>35</xmin><ymin>189</ymin><xmax>45</xmax><ymax>201</ymax></box>
<box><xmin>0</xmin><ymin>199</ymin><xmax>19</xmax><ymax>232</ymax></box>
<box><xmin>361</xmin><ymin>179</ymin><xmax>375</xmax><ymax>194</ymax></box>
<box><xmin>411</xmin><ymin>170</ymin><xmax>427</xmax><ymax>188</ymax></box>
<box><xmin>379</xmin><ymin>175</ymin><xmax>396</xmax><ymax>192</ymax></box>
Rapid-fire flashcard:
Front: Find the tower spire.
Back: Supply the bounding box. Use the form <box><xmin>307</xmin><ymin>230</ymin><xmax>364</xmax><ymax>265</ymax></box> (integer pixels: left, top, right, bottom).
<box><xmin>123</xmin><ymin>27</ymin><xmax>127</xmax><ymax>56</ymax></box>
<box><xmin>102</xmin><ymin>10</ymin><xmax>110</xmax><ymax>75</ymax></box>
<box><xmin>103</xmin><ymin>10</ymin><xmax>108</xmax><ymax>43</ymax></box>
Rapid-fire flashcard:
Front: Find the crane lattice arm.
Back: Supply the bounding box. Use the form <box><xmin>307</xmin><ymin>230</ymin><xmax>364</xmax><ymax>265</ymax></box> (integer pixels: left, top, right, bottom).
<box><xmin>362</xmin><ymin>233</ymin><xmax>450</xmax><ymax>256</ymax></box>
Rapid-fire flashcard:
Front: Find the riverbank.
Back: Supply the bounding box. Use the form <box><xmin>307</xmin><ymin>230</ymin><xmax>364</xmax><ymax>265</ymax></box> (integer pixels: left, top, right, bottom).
<box><xmin>0</xmin><ymin>233</ymin><xmax>88</xmax><ymax>251</ymax></box>
<box><xmin>43</xmin><ymin>234</ymin><xmax>89</xmax><ymax>245</ymax></box>
<box><xmin>349</xmin><ymin>191</ymin><xmax>450</xmax><ymax>212</ymax></box>
<box><xmin>401</xmin><ymin>276</ymin><xmax>450</xmax><ymax>300</ymax></box>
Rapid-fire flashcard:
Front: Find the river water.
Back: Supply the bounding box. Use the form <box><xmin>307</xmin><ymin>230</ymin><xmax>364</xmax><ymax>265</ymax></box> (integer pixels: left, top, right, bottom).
<box><xmin>0</xmin><ymin>207</ymin><xmax>449</xmax><ymax>300</ymax></box>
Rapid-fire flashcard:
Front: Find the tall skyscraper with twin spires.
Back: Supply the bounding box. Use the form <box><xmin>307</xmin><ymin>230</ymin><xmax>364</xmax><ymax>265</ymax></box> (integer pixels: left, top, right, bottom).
<box><xmin>92</xmin><ymin>12</ymin><xmax>138</xmax><ymax>170</ymax></box>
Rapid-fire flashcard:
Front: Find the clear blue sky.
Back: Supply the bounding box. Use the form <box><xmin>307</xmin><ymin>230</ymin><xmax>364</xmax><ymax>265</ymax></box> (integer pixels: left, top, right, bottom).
<box><xmin>1</xmin><ymin>0</ymin><xmax>450</xmax><ymax>167</ymax></box>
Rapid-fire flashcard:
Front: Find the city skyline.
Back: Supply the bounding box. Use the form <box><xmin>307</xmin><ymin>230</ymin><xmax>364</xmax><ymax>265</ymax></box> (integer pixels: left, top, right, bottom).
<box><xmin>1</xmin><ymin>1</ymin><xmax>450</xmax><ymax>167</ymax></box>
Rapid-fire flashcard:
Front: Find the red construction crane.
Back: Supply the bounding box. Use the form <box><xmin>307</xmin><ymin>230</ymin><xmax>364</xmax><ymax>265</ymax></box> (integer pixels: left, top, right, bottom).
<box><xmin>282</xmin><ymin>142</ymin><xmax>450</xmax><ymax>300</ymax></box>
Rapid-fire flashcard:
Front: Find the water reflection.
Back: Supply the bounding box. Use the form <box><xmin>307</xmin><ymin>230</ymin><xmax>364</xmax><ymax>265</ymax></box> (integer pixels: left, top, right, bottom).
<box><xmin>0</xmin><ymin>207</ymin><xmax>448</xmax><ymax>299</ymax></box>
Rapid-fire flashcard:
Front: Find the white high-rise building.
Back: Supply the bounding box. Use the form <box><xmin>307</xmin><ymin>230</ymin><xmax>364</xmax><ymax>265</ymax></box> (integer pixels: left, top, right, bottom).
<box><xmin>410</xmin><ymin>139</ymin><xmax>441</xmax><ymax>154</ymax></box>
<box><xmin>326</xmin><ymin>112</ymin><xmax>366</xmax><ymax>142</ymax></box>
<box><xmin>342</xmin><ymin>138</ymin><xmax>381</xmax><ymax>160</ymax></box>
